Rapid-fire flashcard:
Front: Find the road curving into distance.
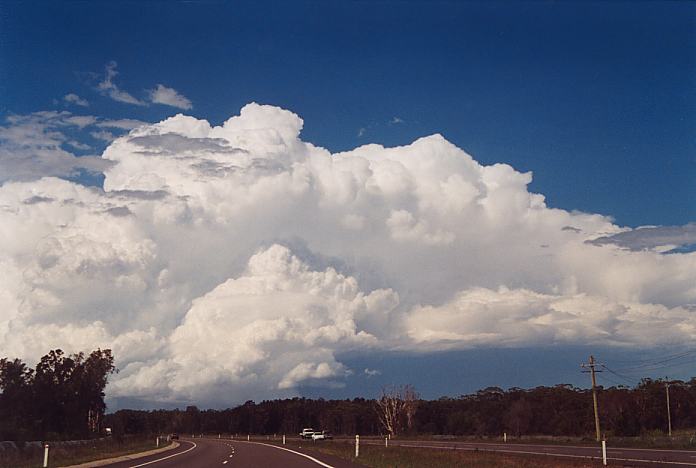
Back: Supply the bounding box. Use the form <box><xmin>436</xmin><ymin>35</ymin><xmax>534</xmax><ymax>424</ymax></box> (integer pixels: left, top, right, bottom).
<box><xmin>87</xmin><ymin>435</ymin><xmax>696</xmax><ymax>467</ymax></box>
<box><xmin>100</xmin><ymin>437</ymin><xmax>363</xmax><ymax>468</ymax></box>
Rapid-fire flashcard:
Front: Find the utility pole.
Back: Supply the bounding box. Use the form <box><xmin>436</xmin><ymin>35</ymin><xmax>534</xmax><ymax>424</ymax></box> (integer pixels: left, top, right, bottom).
<box><xmin>666</xmin><ymin>381</ymin><xmax>672</xmax><ymax>437</ymax></box>
<box><xmin>581</xmin><ymin>355</ymin><xmax>602</xmax><ymax>441</ymax></box>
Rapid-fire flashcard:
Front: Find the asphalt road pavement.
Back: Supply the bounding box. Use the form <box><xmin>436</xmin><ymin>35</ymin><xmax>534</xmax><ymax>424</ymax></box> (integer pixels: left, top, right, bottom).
<box><xmin>101</xmin><ymin>437</ymin><xmax>363</xmax><ymax>468</ymax></box>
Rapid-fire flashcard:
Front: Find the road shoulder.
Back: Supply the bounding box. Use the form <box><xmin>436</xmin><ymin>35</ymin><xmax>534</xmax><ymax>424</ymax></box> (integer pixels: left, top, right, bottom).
<box><xmin>59</xmin><ymin>441</ymin><xmax>179</xmax><ymax>468</ymax></box>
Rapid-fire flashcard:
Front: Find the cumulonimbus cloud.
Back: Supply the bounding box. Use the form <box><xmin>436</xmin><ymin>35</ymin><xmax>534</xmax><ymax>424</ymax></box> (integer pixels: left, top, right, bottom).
<box><xmin>1</xmin><ymin>103</ymin><xmax>694</xmax><ymax>406</ymax></box>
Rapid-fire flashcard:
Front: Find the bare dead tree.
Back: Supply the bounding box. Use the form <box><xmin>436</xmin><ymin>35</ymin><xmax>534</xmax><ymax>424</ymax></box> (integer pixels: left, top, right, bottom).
<box><xmin>375</xmin><ymin>384</ymin><xmax>419</xmax><ymax>436</ymax></box>
<box><xmin>403</xmin><ymin>384</ymin><xmax>420</xmax><ymax>432</ymax></box>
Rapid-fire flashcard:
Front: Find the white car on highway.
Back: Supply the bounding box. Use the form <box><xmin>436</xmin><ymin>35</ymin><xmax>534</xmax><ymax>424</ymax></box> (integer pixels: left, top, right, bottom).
<box><xmin>311</xmin><ymin>431</ymin><xmax>332</xmax><ymax>441</ymax></box>
<box><xmin>299</xmin><ymin>428</ymin><xmax>315</xmax><ymax>439</ymax></box>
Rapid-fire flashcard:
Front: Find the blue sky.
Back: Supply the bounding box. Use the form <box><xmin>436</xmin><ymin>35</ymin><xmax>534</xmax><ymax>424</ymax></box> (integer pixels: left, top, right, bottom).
<box><xmin>3</xmin><ymin>0</ymin><xmax>694</xmax><ymax>226</ymax></box>
<box><xmin>2</xmin><ymin>1</ymin><xmax>696</xmax><ymax>407</ymax></box>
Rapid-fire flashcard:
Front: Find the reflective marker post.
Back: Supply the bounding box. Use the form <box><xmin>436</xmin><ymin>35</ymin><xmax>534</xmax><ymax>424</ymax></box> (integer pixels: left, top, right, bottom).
<box><xmin>602</xmin><ymin>440</ymin><xmax>607</xmax><ymax>466</ymax></box>
<box><xmin>283</xmin><ymin>435</ymin><xmax>286</xmax><ymax>445</ymax></box>
<box><xmin>355</xmin><ymin>435</ymin><xmax>359</xmax><ymax>457</ymax></box>
<box><xmin>43</xmin><ymin>444</ymin><xmax>49</xmax><ymax>468</ymax></box>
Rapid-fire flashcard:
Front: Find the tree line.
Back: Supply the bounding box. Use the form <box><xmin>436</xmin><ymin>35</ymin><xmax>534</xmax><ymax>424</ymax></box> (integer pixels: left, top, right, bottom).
<box><xmin>3</xmin><ymin>348</ymin><xmax>695</xmax><ymax>440</ymax></box>
<box><xmin>0</xmin><ymin>349</ymin><xmax>115</xmax><ymax>441</ymax></box>
<box><xmin>105</xmin><ymin>378</ymin><xmax>696</xmax><ymax>438</ymax></box>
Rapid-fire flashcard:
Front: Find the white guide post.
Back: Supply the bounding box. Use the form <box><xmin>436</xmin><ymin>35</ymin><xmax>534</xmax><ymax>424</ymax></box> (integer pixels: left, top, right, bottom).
<box><xmin>602</xmin><ymin>440</ymin><xmax>607</xmax><ymax>466</ymax></box>
<box><xmin>355</xmin><ymin>434</ymin><xmax>360</xmax><ymax>457</ymax></box>
<box><xmin>43</xmin><ymin>444</ymin><xmax>49</xmax><ymax>468</ymax></box>
<box><xmin>283</xmin><ymin>434</ymin><xmax>286</xmax><ymax>445</ymax></box>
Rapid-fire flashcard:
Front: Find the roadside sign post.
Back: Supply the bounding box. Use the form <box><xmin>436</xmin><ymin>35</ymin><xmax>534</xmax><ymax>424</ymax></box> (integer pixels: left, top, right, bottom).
<box><xmin>355</xmin><ymin>435</ymin><xmax>359</xmax><ymax>457</ymax></box>
<box><xmin>43</xmin><ymin>444</ymin><xmax>49</xmax><ymax>468</ymax></box>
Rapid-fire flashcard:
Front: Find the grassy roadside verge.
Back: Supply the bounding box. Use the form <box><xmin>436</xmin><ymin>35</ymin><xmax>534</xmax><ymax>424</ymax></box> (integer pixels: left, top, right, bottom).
<box><xmin>298</xmin><ymin>440</ymin><xmax>607</xmax><ymax>467</ymax></box>
<box><xmin>0</xmin><ymin>436</ymin><xmax>160</xmax><ymax>468</ymax></box>
<box><xmin>328</xmin><ymin>432</ymin><xmax>696</xmax><ymax>450</ymax></box>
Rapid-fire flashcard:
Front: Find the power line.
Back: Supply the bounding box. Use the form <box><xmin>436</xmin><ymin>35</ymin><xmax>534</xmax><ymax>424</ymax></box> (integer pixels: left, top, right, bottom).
<box><xmin>601</xmin><ymin>365</ymin><xmax>640</xmax><ymax>386</ymax></box>
<box><xmin>610</xmin><ymin>350</ymin><xmax>696</xmax><ymax>372</ymax></box>
<box><xmin>611</xmin><ymin>358</ymin><xmax>696</xmax><ymax>376</ymax></box>
<box><xmin>597</xmin><ymin>373</ymin><xmax>631</xmax><ymax>388</ymax></box>
<box><xmin>609</xmin><ymin>348</ymin><xmax>696</xmax><ymax>365</ymax></box>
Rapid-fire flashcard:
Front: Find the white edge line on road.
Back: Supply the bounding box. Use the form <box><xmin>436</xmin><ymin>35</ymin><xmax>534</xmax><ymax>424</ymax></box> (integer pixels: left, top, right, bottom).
<box><xmin>129</xmin><ymin>441</ymin><xmax>197</xmax><ymax>468</ymax></box>
<box><xmin>240</xmin><ymin>441</ymin><xmax>335</xmax><ymax>468</ymax></box>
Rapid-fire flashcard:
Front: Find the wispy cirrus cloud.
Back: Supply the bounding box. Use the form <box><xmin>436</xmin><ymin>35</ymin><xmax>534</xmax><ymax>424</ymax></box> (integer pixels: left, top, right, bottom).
<box><xmin>93</xmin><ymin>62</ymin><xmax>193</xmax><ymax>110</ymax></box>
<box><xmin>63</xmin><ymin>93</ymin><xmax>89</xmax><ymax>107</ymax></box>
<box><xmin>97</xmin><ymin>119</ymin><xmax>149</xmax><ymax>130</ymax></box>
<box><xmin>97</xmin><ymin>61</ymin><xmax>147</xmax><ymax>106</ymax></box>
<box><xmin>149</xmin><ymin>84</ymin><xmax>193</xmax><ymax>110</ymax></box>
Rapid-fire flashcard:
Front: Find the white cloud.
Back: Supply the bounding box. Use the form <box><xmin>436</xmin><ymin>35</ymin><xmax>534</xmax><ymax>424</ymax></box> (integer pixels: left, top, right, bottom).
<box><xmin>148</xmin><ymin>84</ymin><xmax>192</xmax><ymax>110</ymax></box>
<box><xmin>90</xmin><ymin>130</ymin><xmax>117</xmax><ymax>142</ymax></box>
<box><xmin>1</xmin><ymin>103</ymin><xmax>695</xmax><ymax>406</ymax></box>
<box><xmin>97</xmin><ymin>61</ymin><xmax>146</xmax><ymax>106</ymax></box>
<box><xmin>406</xmin><ymin>287</ymin><xmax>696</xmax><ymax>349</ymax></box>
<box><xmin>0</xmin><ymin>112</ymin><xmax>110</xmax><ymax>182</ymax></box>
<box><xmin>97</xmin><ymin>119</ymin><xmax>149</xmax><ymax>130</ymax></box>
<box><xmin>64</xmin><ymin>115</ymin><xmax>98</xmax><ymax>128</ymax></box>
<box><xmin>587</xmin><ymin>224</ymin><xmax>696</xmax><ymax>253</ymax></box>
<box><xmin>64</xmin><ymin>93</ymin><xmax>89</xmax><ymax>107</ymax></box>
<box><xmin>66</xmin><ymin>140</ymin><xmax>92</xmax><ymax>150</ymax></box>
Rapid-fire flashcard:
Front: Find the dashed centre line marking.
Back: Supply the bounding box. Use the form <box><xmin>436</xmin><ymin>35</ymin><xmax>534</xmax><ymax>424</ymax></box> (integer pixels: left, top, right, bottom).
<box><xmin>129</xmin><ymin>441</ymin><xmax>197</xmax><ymax>468</ymax></box>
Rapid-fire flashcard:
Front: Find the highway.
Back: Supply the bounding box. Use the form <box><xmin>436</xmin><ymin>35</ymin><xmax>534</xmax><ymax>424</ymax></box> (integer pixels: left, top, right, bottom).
<box><xmin>101</xmin><ymin>437</ymin><xmax>363</xmax><ymax>468</ymax></box>
<box><xmin>354</xmin><ymin>437</ymin><xmax>696</xmax><ymax>466</ymax></box>
<box><xmin>90</xmin><ymin>435</ymin><xmax>696</xmax><ymax>467</ymax></box>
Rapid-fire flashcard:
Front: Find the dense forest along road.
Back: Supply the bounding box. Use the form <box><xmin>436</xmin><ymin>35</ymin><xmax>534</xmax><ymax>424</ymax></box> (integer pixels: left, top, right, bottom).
<box><xmin>357</xmin><ymin>438</ymin><xmax>696</xmax><ymax>466</ymax></box>
<box><xmin>102</xmin><ymin>437</ymin><xmax>363</xmax><ymax>468</ymax></box>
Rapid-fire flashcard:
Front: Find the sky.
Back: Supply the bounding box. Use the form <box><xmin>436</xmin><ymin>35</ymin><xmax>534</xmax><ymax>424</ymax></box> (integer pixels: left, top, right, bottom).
<box><xmin>1</xmin><ymin>0</ymin><xmax>695</xmax><ymax>409</ymax></box>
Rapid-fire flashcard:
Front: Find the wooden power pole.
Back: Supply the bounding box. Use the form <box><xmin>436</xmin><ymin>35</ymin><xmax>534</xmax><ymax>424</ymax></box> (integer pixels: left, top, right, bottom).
<box><xmin>666</xmin><ymin>381</ymin><xmax>672</xmax><ymax>437</ymax></box>
<box><xmin>581</xmin><ymin>355</ymin><xmax>602</xmax><ymax>441</ymax></box>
